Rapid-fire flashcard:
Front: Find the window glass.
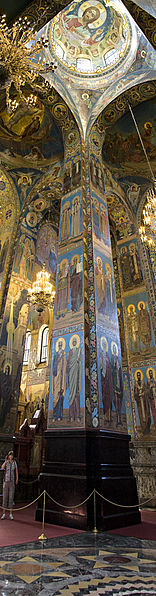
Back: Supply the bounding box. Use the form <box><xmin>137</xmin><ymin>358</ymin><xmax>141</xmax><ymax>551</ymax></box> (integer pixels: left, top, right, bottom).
<box><xmin>23</xmin><ymin>331</ymin><xmax>31</xmax><ymax>364</ymax></box>
<box><xmin>41</xmin><ymin>327</ymin><xmax>49</xmax><ymax>363</ymax></box>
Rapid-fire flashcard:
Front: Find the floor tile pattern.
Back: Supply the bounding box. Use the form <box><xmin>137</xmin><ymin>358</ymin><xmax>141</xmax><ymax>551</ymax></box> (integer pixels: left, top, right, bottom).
<box><xmin>0</xmin><ymin>532</ymin><xmax>155</xmax><ymax>595</ymax></box>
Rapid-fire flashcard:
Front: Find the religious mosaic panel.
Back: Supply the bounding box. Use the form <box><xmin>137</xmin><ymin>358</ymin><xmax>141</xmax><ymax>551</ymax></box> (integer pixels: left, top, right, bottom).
<box><xmin>119</xmin><ymin>238</ymin><xmax>144</xmax><ymax>291</ymax></box>
<box><xmin>90</xmin><ymin>156</ymin><xmax>105</xmax><ymax>193</ymax></box>
<box><xmin>94</xmin><ymin>248</ymin><xmax>118</xmax><ymax>329</ymax></box>
<box><xmin>117</xmin><ymin>302</ymin><xmax>126</xmax><ymax>358</ymax></box>
<box><xmin>48</xmin><ymin>0</ymin><xmax>137</xmax><ymax>81</ymax></box>
<box><xmin>63</xmin><ymin>154</ymin><xmax>81</xmax><ymax>192</ymax></box>
<box><xmin>90</xmin><ymin>184</ymin><xmax>127</xmax><ymax>433</ymax></box>
<box><xmin>97</xmin><ymin>331</ymin><xmax>127</xmax><ymax>432</ymax></box>
<box><xmin>106</xmin><ymin>193</ymin><xmax>135</xmax><ymax>240</ymax></box>
<box><xmin>92</xmin><ymin>194</ymin><xmax>111</xmax><ymax>254</ymax></box>
<box><xmin>123</xmin><ymin>370</ymin><xmax>135</xmax><ymax>437</ymax></box>
<box><xmin>35</xmin><ymin>222</ymin><xmax>58</xmax><ymax>281</ymax></box>
<box><xmin>124</xmin><ymin>291</ymin><xmax>155</xmax><ymax>356</ymax></box>
<box><xmin>0</xmin><ymin>278</ymin><xmax>29</xmax><ymax>434</ymax></box>
<box><xmin>0</xmin><ymin>170</ymin><xmax>20</xmax><ymax>302</ymax></box>
<box><xmin>53</xmin><ymin>247</ymin><xmax>84</xmax><ymax>331</ymax></box>
<box><xmin>0</xmin><ymin>95</ymin><xmax>64</xmax><ymax>167</ymax></box>
<box><xmin>132</xmin><ymin>364</ymin><xmax>156</xmax><ymax>438</ymax></box>
<box><xmin>59</xmin><ymin>191</ymin><xmax>82</xmax><ymax>245</ymax></box>
<box><xmin>48</xmin><ymin>181</ymin><xmax>85</xmax><ymax>429</ymax></box>
<box><xmin>48</xmin><ymin>329</ymin><xmax>85</xmax><ymax>428</ymax></box>
<box><xmin>17</xmin><ymin>220</ymin><xmax>57</xmax><ymax>440</ymax></box>
<box><xmin>14</xmin><ymin>231</ymin><xmax>35</xmax><ymax>283</ymax></box>
<box><xmin>102</xmin><ymin>98</ymin><xmax>156</xmax><ymax>180</ymax></box>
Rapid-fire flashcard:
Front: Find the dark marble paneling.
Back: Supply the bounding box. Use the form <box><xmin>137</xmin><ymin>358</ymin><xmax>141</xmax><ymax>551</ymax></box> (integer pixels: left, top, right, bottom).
<box><xmin>36</xmin><ymin>429</ymin><xmax>140</xmax><ymax>530</ymax></box>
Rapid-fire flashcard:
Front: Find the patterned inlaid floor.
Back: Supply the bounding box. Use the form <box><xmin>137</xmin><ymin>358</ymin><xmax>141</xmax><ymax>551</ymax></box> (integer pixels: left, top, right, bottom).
<box><xmin>0</xmin><ymin>531</ymin><xmax>156</xmax><ymax>595</ymax></box>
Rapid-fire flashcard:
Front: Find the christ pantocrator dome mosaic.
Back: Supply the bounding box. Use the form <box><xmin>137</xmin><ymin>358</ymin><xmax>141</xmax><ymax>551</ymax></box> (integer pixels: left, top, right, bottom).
<box><xmin>48</xmin><ymin>0</ymin><xmax>136</xmax><ymax>77</ymax></box>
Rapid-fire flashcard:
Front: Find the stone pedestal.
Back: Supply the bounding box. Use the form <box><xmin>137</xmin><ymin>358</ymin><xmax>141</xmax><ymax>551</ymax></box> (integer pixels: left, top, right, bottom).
<box><xmin>130</xmin><ymin>440</ymin><xmax>156</xmax><ymax>509</ymax></box>
<box><xmin>36</xmin><ymin>429</ymin><xmax>140</xmax><ymax>529</ymax></box>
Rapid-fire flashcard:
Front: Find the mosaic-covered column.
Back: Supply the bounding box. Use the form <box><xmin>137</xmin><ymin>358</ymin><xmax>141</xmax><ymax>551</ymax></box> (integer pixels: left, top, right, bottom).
<box><xmin>38</xmin><ymin>133</ymin><xmax>140</xmax><ymax>530</ymax></box>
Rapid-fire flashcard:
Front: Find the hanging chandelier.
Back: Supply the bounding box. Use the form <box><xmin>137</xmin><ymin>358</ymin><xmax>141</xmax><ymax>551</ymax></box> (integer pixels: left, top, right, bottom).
<box><xmin>139</xmin><ymin>184</ymin><xmax>156</xmax><ymax>248</ymax></box>
<box><xmin>28</xmin><ymin>263</ymin><xmax>55</xmax><ymax>312</ymax></box>
<box><xmin>0</xmin><ymin>13</ymin><xmax>57</xmax><ymax>114</ymax></box>
<box><xmin>129</xmin><ymin>104</ymin><xmax>156</xmax><ymax>251</ymax></box>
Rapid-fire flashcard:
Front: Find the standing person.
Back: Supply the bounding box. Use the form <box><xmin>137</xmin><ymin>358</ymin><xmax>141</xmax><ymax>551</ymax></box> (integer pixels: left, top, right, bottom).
<box><xmin>1</xmin><ymin>451</ymin><xmax>18</xmax><ymax>520</ymax></box>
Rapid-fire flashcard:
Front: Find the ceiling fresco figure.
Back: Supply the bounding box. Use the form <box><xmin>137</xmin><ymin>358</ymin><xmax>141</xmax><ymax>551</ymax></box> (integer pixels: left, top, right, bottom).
<box><xmin>49</xmin><ymin>0</ymin><xmax>134</xmax><ymax>77</ymax></box>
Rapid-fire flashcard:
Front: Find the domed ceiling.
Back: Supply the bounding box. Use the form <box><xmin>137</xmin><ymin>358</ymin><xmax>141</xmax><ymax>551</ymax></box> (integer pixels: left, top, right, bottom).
<box><xmin>48</xmin><ymin>0</ymin><xmax>136</xmax><ymax>78</ymax></box>
<box><xmin>39</xmin><ymin>0</ymin><xmax>156</xmax><ymax>133</ymax></box>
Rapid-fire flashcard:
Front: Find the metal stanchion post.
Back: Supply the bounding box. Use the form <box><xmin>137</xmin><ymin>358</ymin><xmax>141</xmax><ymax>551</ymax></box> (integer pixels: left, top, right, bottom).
<box><xmin>38</xmin><ymin>490</ymin><xmax>47</xmax><ymax>541</ymax></box>
<box><xmin>93</xmin><ymin>489</ymin><xmax>98</xmax><ymax>533</ymax></box>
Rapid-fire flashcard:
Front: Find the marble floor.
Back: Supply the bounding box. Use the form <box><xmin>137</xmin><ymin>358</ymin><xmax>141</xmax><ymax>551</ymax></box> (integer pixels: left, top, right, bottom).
<box><xmin>0</xmin><ymin>531</ymin><xmax>156</xmax><ymax>595</ymax></box>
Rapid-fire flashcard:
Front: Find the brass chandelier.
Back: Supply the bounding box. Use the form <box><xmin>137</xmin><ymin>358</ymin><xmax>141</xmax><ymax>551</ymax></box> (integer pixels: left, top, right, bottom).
<box><xmin>28</xmin><ymin>263</ymin><xmax>55</xmax><ymax>312</ymax></box>
<box><xmin>139</xmin><ymin>184</ymin><xmax>156</xmax><ymax>248</ymax></box>
<box><xmin>0</xmin><ymin>13</ymin><xmax>57</xmax><ymax>113</ymax></box>
<box><xmin>129</xmin><ymin>104</ymin><xmax>156</xmax><ymax>250</ymax></box>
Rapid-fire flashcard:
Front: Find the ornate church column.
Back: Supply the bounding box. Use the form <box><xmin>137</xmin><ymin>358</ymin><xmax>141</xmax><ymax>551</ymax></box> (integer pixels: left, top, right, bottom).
<box><xmin>38</xmin><ymin>129</ymin><xmax>140</xmax><ymax>530</ymax></box>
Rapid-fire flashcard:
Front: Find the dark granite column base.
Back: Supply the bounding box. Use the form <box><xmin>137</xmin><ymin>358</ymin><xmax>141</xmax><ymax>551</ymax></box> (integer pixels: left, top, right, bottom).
<box><xmin>36</xmin><ymin>429</ymin><xmax>141</xmax><ymax>530</ymax></box>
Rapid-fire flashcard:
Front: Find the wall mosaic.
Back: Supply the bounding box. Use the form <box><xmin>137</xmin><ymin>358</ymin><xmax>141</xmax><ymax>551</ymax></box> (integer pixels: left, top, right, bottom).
<box><xmin>0</xmin><ymin>278</ymin><xmax>29</xmax><ymax>433</ymax></box>
<box><xmin>94</xmin><ymin>249</ymin><xmax>117</xmax><ymax>327</ymax></box>
<box><xmin>106</xmin><ymin>193</ymin><xmax>135</xmax><ymax>240</ymax></box>
<box><xmin>132</xmin><ymin>364</ymin><xmax>156</xmax><ymax>438</ymax></box>
<box><xmin>132</xmin><ymin>0</ymin><xmax>156</xmax><ymax>18</ymax></box>
<box><xmin>63</xmin><ymin>155</ymin><xmax>81</xmax><ymax>193</ymax></box>
<box><xmin>117</xmin><ymin>302</ymin><xmax>126</xmax><ymax>358</ymax></box>
<box><xmin>48</xmin><ymin>328</ymin><xmax>85</xmax><ymax>427</ymax></box>
<box><xmin>54</xmin><ymin>247</ymin><xmax>83</xmax><ymax>331</ymax></box>
<box><xmin>0</xmin><ymin>95</ymin><xmax>64</xmax><ymax>166</ymax></box>
<box><xmin>89</xmin><ymin>46</ymin><xmax>156</xmax><ymax>129</ymax></box>
<box><xmin>119</xmin><ymin>239</ymin><xmax>143</xmax><ymax>290</ymax></box>
<box><xmin>90</xmin><ymin>156</ymin><xmax>105</xmax><ymax>193</ymax></box>
<box><xmin>83</xmin><ymin>145</ymin><xmax>99</xmax><ymax>429</ymax></box>
<box><xmin>35</xmin><ymin>222</ymin><xmax>58</xmax><ymax>279</ymax></box>
<box><xmin>124</xmin><ymin>291</ymin><xmax>155</xmax><ymax>356</ymax></box>
<box><xmin>102</xmin><ymin>98</ymin><xmax>156</xmax><ymax>179</ymax></box>
<box><xmin>48</xmin><ymin>0</ymin><xmax>136</xmax><ymax>78</ymax></box>
<box><xmin>0</xmin><ymin>171</ymin><xmax>20</xmax><ymax>294</ymax></box>
<box><xmin>123</xmin><ymin>370</ymin><xmax>135</xmax><ymax>437</ymax></box>
<box><xmin>13</xmin><ymin>232</ymin><xmax>35</xmax><ymax>283</ymax></box>
<box><xmin>17</xmin><ymin>221</ymin><xmax>57</xmax><ymax>432</ymax></box>
<box><xmin>92</xmin><ymin>194</ymin><xmax>110</xmax><ymax>253</ymax></box>
<box><xmin>117</xmin><ymin>175</ymin><xmax>151</xmax><ymax>215</ymax></box>
<box><xmin>59</xmin><ymin>191</ymin><xmax>82</xmax><ymax>246</ymax></box>
<box><xmin>97</xmin><ymin>331</ymin><xmax>127</xmax><ymax>431</ymax></box>
<box><xmin>89</xmin><ymin>174</ymin><xmax>126</xmax><ymax>434</ymax></box>
<box><xmin>123</xmin><ymin>0</ymin><xmax>156</xmax><ymax>48</ymax></box>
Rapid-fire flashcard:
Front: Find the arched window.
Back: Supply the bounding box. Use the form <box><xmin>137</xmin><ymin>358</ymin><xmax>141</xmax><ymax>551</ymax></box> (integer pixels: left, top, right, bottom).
<box><xmin>40</xmin><ymin>327</ymin><xmax>49</xmax><ymax>363</ymax></box>
<box><xmin>76</xmin><ymin>58</ymin><xmax>92</xmax><ymax>72</ymax></box>
<box><xmin>23</xmin><ymin>331</ymin><xmax>31</xmax><ymax>365</ymax></box>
